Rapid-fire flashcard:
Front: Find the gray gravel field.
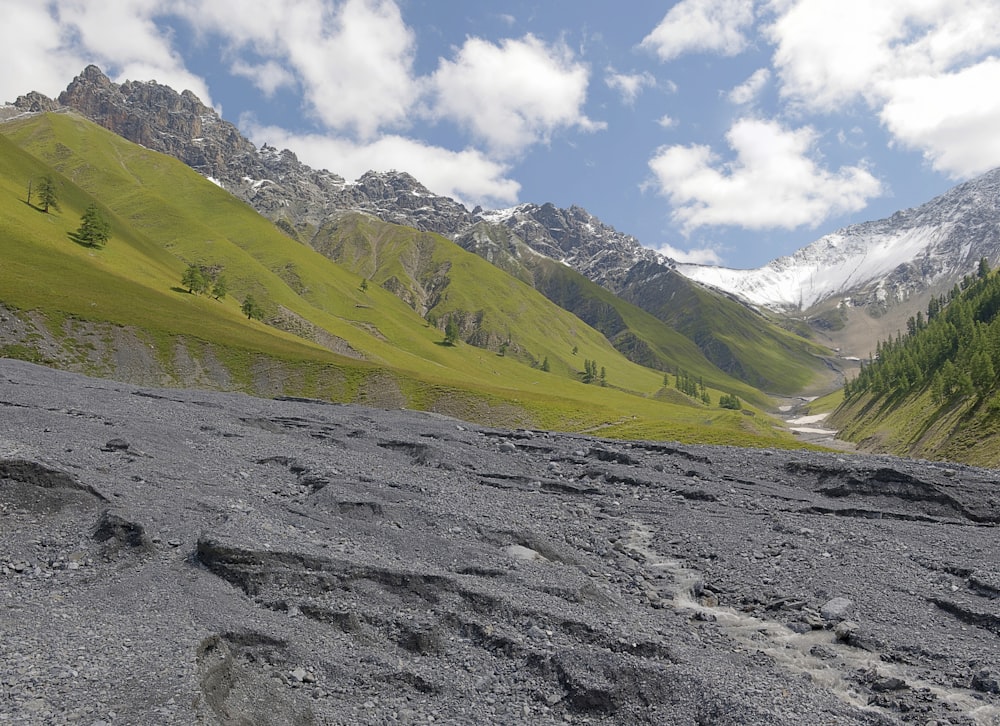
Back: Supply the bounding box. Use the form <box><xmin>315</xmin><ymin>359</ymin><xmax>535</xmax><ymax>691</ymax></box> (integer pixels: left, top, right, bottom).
<box><xmin>1</xmin><ymin>359</ymin><xmax>998</xmax><ymax>725</ymax></box>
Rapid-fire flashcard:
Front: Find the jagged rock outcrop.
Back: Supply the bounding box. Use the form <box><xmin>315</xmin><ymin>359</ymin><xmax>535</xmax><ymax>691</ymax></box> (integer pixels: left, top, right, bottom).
<box><xmin>29</xmin><ymin>65</ymin><xmax>474</xmax><ymax>237</ymax></box>
<box><xmin>476</xmin><ymin>203</ymin><xmax>669</xmax><ymax>292</ymax></box>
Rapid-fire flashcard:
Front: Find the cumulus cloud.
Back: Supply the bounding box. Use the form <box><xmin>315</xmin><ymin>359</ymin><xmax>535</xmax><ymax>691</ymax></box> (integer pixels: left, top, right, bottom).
<box><xmin>878</xmin><ymin>59</ymin><xmax>1000</xmax><ymax>177</ymax></box>
<box><xmin>657</xmin><ymin>114</ymin><xmax>678</xmax><ymax>129</ymax></box>
<box><xmin>242</xmin><ymin>118</ymin><xmax>520</xmax><ymax>208</ymax></box>
<box><xmin>654</xmin><ymin>242</ymin><xmax>723</xmax><ymax>265</ymax></box>
<box><xmin>429</xmin><ymin>34</ymin><xmax>604</xmax><ymax>156</ymax></box>
<box><xmin>175</xmin><ymin>0</ymin><xmax>418</xmax><ymax>137</ymax></box>
<box><xmin>641</xmin><ymin>0</ymin><xmax>755</xmax><ymax>61</ymax></box>
<box><xmin>0</xmin><ymin>0</ymin><xmax>212</xmax><ymax>104</ymax></box>
<box><xmin>605</xmin><ymin>69</ymin><xmax>656</xmax><ymax>105</ymax></box>
<box><xmin>230</xmin><ymin>60</ymin><xmax>297</xmax><ymax>97</ymax></box>
<box><xmin>728</xmin><ymin>68</ymin><xmax>770</xmax><ymax>105</ymax></box>
<box><xmin>648</xmin><ymin>118</ymin><xmax>883</xmax><ymax>231</ymax></box>
<box><xmin>768</xmin><ymin>0</ymin><xmax>1000</xmax><ymax>177</ymax></box>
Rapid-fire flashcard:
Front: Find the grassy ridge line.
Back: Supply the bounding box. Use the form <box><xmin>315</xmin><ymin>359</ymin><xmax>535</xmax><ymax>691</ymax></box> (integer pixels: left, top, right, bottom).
<box><xmin>0</xmin><ymin>112</ymin><xmax>816</xmax><ymax>449</ymax></box>
<box><xmin>323</xmin><ymin>215</ymin><xmax>772</xmax><ymax>408</ymax></box>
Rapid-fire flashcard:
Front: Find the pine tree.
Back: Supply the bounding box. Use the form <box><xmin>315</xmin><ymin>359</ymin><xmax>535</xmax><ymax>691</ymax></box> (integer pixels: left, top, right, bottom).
<box><xmin>35</xmin><ymin>175</ymin><xmax>59</xmax><ymax>213</ymax></box>
<box><xmin>182</xmin><ymin>264</ymin><xmax>208</xmax><ymax>294</ymax></box>
<box><xmin>74</xmin><ymin>204</ymin><xmax>111</xmax><ymax>247</ymax></box>
<box><xmin>211</xmin><ymin>274</ymin><xmax>228</xmax><ymax>300</ymax></box>
<box><xmin>444</xmin><ymin>317</ymin><xmax>460</xmax><ymax>345</ymax></box>
<box><xmin>241</xmin><ymin>295</ymin><xmax>264</xmax><ymax>320</ymax></box>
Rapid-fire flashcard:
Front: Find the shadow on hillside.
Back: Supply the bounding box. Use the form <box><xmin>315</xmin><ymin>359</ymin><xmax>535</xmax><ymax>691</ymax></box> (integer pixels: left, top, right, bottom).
<box><xmin>22</xmin><ymin>200</ymin><xmax>53</xmax><ymax>214</ymax></box>
<box><xmin>66</xmin><ymin>231</ymin><xmax>100</xmax><ymax>249</ymax></box>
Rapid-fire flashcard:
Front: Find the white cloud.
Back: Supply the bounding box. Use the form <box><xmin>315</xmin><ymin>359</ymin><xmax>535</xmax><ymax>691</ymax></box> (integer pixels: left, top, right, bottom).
<box><xmin>231</xmin><ymin>60</ymin><xmax>296</xmax><ymax>97</ymax></box>
<box><xmin>879</xmin><ymin>58</ymin><xmax>1000</xmax><ymax>178</ymax></box>
<box><xmin>657</xmin><ymin>114</ymin><xmax>677</xmax><ymax>129</ymax></box>
<box><xmin>0</xmin><ymin>1</ymin><xmax>82</xmax><ymax>101</ymax></box>
<box><xmin>654</xmin><ymin>242</ymin><xmax>723</xmax><ymax>265</ymax></box>
<box><xmin>605</xmin><ymin>69</ymin><xmax>656</xmax><ymax>105</ymax></box>
<box><xmin>242</xmin><ymin>118</ymin><xmax>520</xmax><ymax>208</ymax></box>
<box><xmin>648</xmin><ymin>118</ymin><xmax>883</xmax><ymax>231</ymax></box>
<box><xmin>171</xmin><ymin>0</ymin><xmax>418</xmax><ymax>137</ymax></box>
<box><xmin>429</xmin><ymin>34</ymin><xmax>604</xmax><ymax>156</ymax></box>
<box><xmin>641</xmin><ymin>0</ymin><xmax>755</xmax><ymax>61</ymax></box>
<box><xmin>0</xmin><ymin>0</ymin><xmax>212</xmax><ymax>105</ymax></box>
<box><xmin>767</xmin><ymin>0</ymin><xmax>1000</xmax><ymax>177</ymax></box>
<box><xmin>728</xmin><ymin>68</ymin><xmax>770</xmax><ymax>105</ymax></box>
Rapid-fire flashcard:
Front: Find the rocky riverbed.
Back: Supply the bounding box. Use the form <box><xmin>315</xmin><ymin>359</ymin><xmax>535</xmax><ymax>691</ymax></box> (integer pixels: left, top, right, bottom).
<box><xmin>1</xmin><ymin>359</ymin><xmax>998</xmax><ymax>725</ymax></box>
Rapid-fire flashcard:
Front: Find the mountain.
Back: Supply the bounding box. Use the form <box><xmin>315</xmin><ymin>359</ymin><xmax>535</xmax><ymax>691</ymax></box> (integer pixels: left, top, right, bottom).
<box><xmin>1</xmin><ymin>107</ymin><xmax>816</xmax><ymax>448</ymax></box>
<box><xmin>471</xmin><ymin>204</ymin><xmax>835</xmax><ymax>394</ymax></box>
<box><xmin>677</xmin><ymin>169</ymin><xmax>1000</xmax><ymax>355</ymax></box>
<box><xmin>14</xmin><ymin>66</ymin><xmax>835</xmax><ymax>396</ymax></box>
<box><xmin>44</xmin><ymin>64</ymin><xmax>475</xmax><ymax>236</ymax></box>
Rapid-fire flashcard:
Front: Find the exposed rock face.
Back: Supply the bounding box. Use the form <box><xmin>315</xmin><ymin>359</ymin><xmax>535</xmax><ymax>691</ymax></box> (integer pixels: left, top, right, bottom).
<box><xmin>43</xmin><ymin>65</ymin><xmax>474</xmax><ymax>236</ymax></box>
<box><xmin>2</xmin><ymin>358</ymin><xmax>999</xmax><ymax>724</ymax></box>
<box><xmin>475</xmin><ymin>203</ymin><xmax>668</xmax><ymax>293</ymax></box>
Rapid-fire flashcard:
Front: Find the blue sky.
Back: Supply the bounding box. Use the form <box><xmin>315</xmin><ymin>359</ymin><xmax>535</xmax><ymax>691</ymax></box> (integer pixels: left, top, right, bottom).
<box><xmin>4</xmin><ymin>1</ymin><xmax>1000</xmax><ymax>269</ymax></box>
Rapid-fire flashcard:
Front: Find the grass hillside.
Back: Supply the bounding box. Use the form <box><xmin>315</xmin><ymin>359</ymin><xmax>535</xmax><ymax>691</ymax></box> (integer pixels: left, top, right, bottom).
<box><xmin>454</xmin><ymin>221</ymin><xmax>772</xmax><ymax>408</ymax></box>
<box><xmin>0</xmin><ymin>111</ymin><xmax>816</xmax><ymax>449</ymax></box>
<box><xmin>829</xmin><ymin>266</ymin><xmax>1000</xmax><ymax>466</ymax></box>
<box><xmin>619</xmin><ymin>261</ymin><xmax>836</xmax><ymax>396</ymax></box>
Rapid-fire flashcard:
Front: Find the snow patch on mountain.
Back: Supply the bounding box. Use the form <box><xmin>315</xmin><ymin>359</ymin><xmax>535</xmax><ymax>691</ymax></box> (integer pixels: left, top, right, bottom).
<box><xmin>676</xmin><ymin>167</ymin><xmax>1000</xmax><ymax>312</ymax></box>
<box><xmin>678</xmin><ymin>224</ymin><xmax>953</xmax><ymax>311</ymax></box>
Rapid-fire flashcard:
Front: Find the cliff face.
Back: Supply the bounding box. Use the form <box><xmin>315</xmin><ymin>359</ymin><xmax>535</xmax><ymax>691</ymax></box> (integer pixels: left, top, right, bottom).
<box><xmin>57</xmin><ymin>64</ymin><xmax>259</xmax><ymax>180</ymax></box>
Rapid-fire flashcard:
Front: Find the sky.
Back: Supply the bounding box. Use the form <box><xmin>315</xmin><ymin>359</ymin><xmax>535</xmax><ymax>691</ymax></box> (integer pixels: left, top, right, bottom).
<box><xmin>4</xmin><ymin>0</ymin><xmax>1000</xmax><ymax>270</ymax></box>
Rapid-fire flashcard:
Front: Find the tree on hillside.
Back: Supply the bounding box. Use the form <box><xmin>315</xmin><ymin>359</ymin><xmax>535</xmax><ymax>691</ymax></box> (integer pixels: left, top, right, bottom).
<box><xmin>74</xmin><ymin>204</ymin><xmax>111</xmax><ymax>247</ymax></box>
<box><xmin>444</xmin><ymin>317</ymin><xmax>460</xmax><ymax>346</ymax></box>
<box><xmin>719</xmin><ymin>393</ymin><xmax>742</xmax><ymax>410</ymax></box>
<box><xmin>182</xmin><ymin>264</ymin><xmax>208</xmax><ymax>294</ymax></box>
<box><xmin>241</xmin><ymin>295</ymin><xmax>264</xmax><ymax>321</ymax></box>
<box><xmin>34</xmin><ymin>175</ymin><xmax>60</xmax><ymax>213</ymax></box>
<box><xmin>359</xmin><ymin>278</ymin><xmax>369</xmax><ymax>293</ymax></box>
<box><xmin>211</xmin><ymin>274</ymin><xmax>228</xmax><ymax>300</ymax></box>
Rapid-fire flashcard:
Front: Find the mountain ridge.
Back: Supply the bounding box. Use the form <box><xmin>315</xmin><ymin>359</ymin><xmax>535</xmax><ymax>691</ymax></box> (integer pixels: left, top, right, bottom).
<box><xmin>13</xmin><ymin>65</ymin><xmax>836</xmax><ymax>395</ymax></box>
<box><xmin>678</xmin><ymin>168</ymin><xmax>1000</xmax><ymax>350</ymax></box>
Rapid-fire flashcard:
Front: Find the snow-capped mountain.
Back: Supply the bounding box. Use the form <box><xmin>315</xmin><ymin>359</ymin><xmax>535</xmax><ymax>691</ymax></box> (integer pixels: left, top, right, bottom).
<box><xmin>677</xmin><ymin>168</ymin><xmax>1000</xmax><ymax>314</ymax></box>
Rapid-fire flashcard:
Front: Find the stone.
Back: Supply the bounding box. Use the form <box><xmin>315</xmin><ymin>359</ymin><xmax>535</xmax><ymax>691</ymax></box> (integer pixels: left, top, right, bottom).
<box><xmin>820</xmin><ymin>597</ymin><xmax>854</xmax><ymax>622</ymax></box>
<box><xmin>972</xmin><ymin>669</ymin><xmax>1000</xmax><ymax>694</ymax></box>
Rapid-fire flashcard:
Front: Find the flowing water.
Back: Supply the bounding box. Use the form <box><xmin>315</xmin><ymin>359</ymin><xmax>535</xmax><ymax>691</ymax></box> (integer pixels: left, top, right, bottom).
<box><xmin>626</xmin><ymin>522</ymin><xmax>1000</xmax><ymax>725</ymax></box>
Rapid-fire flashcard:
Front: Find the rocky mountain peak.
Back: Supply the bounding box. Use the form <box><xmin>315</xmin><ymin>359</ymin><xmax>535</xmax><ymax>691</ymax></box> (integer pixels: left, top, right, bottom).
<box><xmin>11</xmin><ymin>90</ymin><xmax>60</xmax><ymax>114</ymax></box>
<box><xmin>474</xmin><ymin>202</ymin><xmax>669</xmax><ymax>292</ymax></box>
<box><xmin>43</xmin><ymin>65</ymin><xmax>474</xmax><ymax>237</ymax></box>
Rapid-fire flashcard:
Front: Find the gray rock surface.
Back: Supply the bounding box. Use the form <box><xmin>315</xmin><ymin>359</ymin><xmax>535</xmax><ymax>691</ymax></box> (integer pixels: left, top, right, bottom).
<box><xmin>1</xmin><ymin>359</ymin><xmax>999</xmax><ymax>724</ymax></box>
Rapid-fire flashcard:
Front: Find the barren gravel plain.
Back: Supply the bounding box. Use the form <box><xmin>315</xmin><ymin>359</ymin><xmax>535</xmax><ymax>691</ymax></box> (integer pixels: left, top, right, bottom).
<box><xmin>1</xmin><ymin>359</ymin><xmax>998</xmax><ymax>725</ymax></box>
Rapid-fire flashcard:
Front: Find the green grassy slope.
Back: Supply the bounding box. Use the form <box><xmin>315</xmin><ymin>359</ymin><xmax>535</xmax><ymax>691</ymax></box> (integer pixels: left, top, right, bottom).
<box><xmin>0</xmin><ymin>111</ymin><xmax>816</xmax><ymax>449</ymax></box>
<box><xmin>619</xmin><ymin>262</ymin><xmax>835</xmax><ymax>396</ymax></box>
<box><xmin>828</xmin><ymin>269</ymin><xmax>1000</xmax><ymax>466</ymax></box>
<box><xmin>453</xmin><ymin>222</ymin><xmax>772</xmax><ymax>408</ymax></box>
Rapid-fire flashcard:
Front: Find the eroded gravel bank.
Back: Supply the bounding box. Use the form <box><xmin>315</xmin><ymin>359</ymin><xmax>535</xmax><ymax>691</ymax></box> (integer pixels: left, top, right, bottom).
<box><xmin>1</xmin><ymin>360</ymin><xmax>998</xmax><ymax>725</ymax></box>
